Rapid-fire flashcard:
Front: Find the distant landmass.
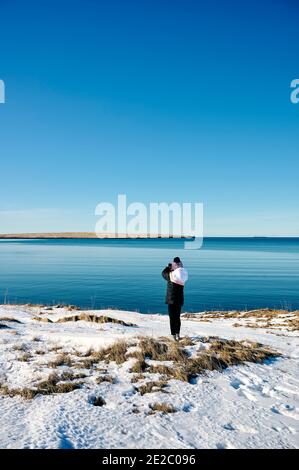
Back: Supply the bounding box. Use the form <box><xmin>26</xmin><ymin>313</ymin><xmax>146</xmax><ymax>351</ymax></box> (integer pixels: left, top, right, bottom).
<box><xmin>0</xmin><ymin>232</ymin><xmax>191</xmax><ymax>239</ymax></box>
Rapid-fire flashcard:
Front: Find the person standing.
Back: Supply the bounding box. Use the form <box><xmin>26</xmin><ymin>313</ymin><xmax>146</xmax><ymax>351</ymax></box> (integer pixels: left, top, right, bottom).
<box><xmin>162</xmin><ymin>257</ymin><xmax>188</xmax><ymax>341</ymax></box>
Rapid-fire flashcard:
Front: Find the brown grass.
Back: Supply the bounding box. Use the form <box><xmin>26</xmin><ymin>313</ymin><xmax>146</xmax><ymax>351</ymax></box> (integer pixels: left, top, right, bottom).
<box><xmin>147</xmin><ymin>364</ymin><xmax>174</xmax><ymax>376</ymax></box>
<box><xmin>199</xmin><ymin>339</ymin><xmax>278</xmax><ymax>371</ymax></box>
<box><xmin>130</xmin><ymin>336</ymin><xmax>280</xmax><ymax>383</ymax></box>
<box><xmin>179</xmin><ymin>337</ymin><xmax>195</xmax><ymax>346</ymax></box>
<box><xmin>129</xmin><ymin>358</ymin><xmax>148</xmax><ymax>373</ymax></box>
<box><xmin>18</xmin><ymin>353</ymin><xmax>31</xmax><ymax>362</ymax></box>
<box><xmin>130</xmin><ymin>373</ymin><xmax>145</xmax><ymax>383</ymax></box>
<box><xmin>183</xmin><ymin>309</ymin><xmax>299</xmax><ymax>332</ymax></box>
<box><xmin>128</xmin><ymin>337</ymin><xmax>188</xmax><ymax>363</ymax></box>
<box><xmin>286</xmin><ymin>317</ymin><xmax>299</xmax><ymax>331</ymax></box>
<box><xmin>56</xmin><ymin>314</ymin><xmax>136</xmax><ymax>327</ymax></box>
<box><xmin>0</xmin><ymin>372</ymin><xmax>83</xmax><ymax>399</ymax></box>
<box><xmin>94</xmin><ymin>340</ymin><xmax>130</xmax><ymax>365</ymax></box>
<box><xmin>0</xmin><ymin>385</ymin><xmax>37</xmax><ymax>399</ymax></box>
<box><xmin>48</xmin><ymin>353</ymin><xmax>73</xmax><ymax>368</ymax></box>
<box><xmin>42</xmin><ymin>335</ymin><xmax>280</xmax><ymax>389</ymax></box>
<box><xmin>75</xmin><ymin>340</ymin><xmax>131</xmax><ymax>369</ymax></box>
<box><xmin>31</xmin><ymin>317</ymin><xmax>53</xmax><ymax>323</ymax></box>
<box><xmin>96</xmin><ymin>374</ymin><xmax>115</xmax><ymax>384</ymax></box>
<box><xmin>149</xmin><ymin>402</ymin><xmax>176</xmax><ymax>414</ymax></box>
<box><xmin>12</xmin><ymin>343</ymin><xmax>28</xmax><ymax>351</ymax></box>
<box><xmin>59</xmin><ymin>371</ymin><xmax>87</xmax><ymax>381</ymax></box>
<box><xmin>37</xmin><ymin>382</ymin><xmax>81</xmax><ymax>395</ymax></box>
<box><xmin>137</xmin><ymin>380</ymin><xmax>168</xmax><ymax>395</ymax></box>
<box><xmin>74</xmin><ymin>347</ymin><xmax>94</xmax><ymax>357</ymax></box>
<box><xmin>79</xmin><ymin>358</ymin><xmax>97</xmax><ymax>369</ymax></box>
<box><xmin>0</xmin><ymin>331</ymin><xmax>282</xmax><ymax>403</ymax></box>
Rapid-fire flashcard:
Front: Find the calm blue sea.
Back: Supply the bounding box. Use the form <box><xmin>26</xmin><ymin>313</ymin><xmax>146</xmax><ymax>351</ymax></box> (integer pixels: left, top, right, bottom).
<box><xmin>0</xmin><ymin>238</ymin><xmax>298</xmax><ymax>312</ymax></box>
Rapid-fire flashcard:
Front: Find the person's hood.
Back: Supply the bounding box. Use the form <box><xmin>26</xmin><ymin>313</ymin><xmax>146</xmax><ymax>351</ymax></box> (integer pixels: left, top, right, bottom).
<box><xmin>170</xmin><ymin>267</ymin><xmax>188</xmax><ymax>286</ymax></box>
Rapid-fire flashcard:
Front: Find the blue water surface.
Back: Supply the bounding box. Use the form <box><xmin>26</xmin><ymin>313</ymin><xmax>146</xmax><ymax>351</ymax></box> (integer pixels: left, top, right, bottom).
<box><xmin>0</xmin><ymin>237</ymin><xmax>298</xmax><ymax>312</ymax></box>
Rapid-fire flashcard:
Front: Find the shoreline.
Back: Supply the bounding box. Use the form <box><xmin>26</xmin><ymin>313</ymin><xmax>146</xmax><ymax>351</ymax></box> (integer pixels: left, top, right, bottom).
<box><xmin>1</xmin><ymin>302</ymin><xmax>298</xmax><ymax>316</ymax></box>
<box><xmin>0</xmin><ymin>232</ymin><xmax>193</xmax><ymax>239</ymax></box>
<box><xmin>0</xmin><ymin>302</ymin><xmax>299</xmax><ymax>315</ymax></box>
<box><xmin>0</xmin><ymin>234</ymin><xmax>298</xmax><ymax>240</ymax></box>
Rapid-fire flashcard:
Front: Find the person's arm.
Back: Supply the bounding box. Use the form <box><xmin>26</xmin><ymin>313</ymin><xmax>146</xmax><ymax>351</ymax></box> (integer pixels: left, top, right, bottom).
<box><xmin>162</xmin><ymin>266</ymin><xmax>170</xmax><ymax>281</ymax></box>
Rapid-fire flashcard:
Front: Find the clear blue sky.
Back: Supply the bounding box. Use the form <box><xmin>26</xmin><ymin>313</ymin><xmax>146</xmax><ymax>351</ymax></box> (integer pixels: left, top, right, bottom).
<box><xmin>0</xmin><ymin>0</ymin><xmax>298</xmax><ymax>235</ymax></box>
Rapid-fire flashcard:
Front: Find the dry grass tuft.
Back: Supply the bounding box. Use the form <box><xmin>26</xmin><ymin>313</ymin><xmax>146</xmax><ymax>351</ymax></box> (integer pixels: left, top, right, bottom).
<box><xmin>94</xmin><ymin>340</ymin><xmax>131</xmax><ymax>365</ymax></box>
<box><xmin>209</xmin><ymin>339</ymin><xmax>278</xmax><ymax>365</ymax></box>
<box><xmin>79</xmin><ymin>358</ymin><xmax>97</xmax><ymax>369</ymax></box>
<box><xmin>128</xmin><ymin>337</ymin><xmax>188</xmax><ymax>363</ymax></box>
<box><xmin>139</xmin><ymin>337</ymin><xmax>169</xmax><ymax>358</ymax></box>
<box><xmin>38</xmin><ymin>382</ymin><xmax>81</xmax><ymax>395</ymax></box>
<box><xmin>12</xmin><ymin>343</ymin><xmax>27</xmax><ymax>351</ymax></box>
<box><xmin>149</xmin><ymin>402</ymin><xmax>176</xmax><ymax>414</ymax></box>
<box><xmin>0</xmin><ymin>385</ymin><xmax>37</xmax><ymax>399</ymax></box>
<box><xmin>74</xmin><ymin>347</ymin><xmax>95</xmax><ymax>358</ymax></box>
<box><xmin>36</xmin><ymin>334</ymin><xmax>280</xmax><ymax>389</ymax></box>
<box><xmin>48</xmin><ymin>353</ymin><xmax>73</xmax><ymax>368</ymax></box>
<box><xmin>18</xmin><ymin>353</ymin><xmax>31</xmax><ymax>362</ymax></box>
<box><xmin>183</xmin><ymin>309</ymin><xmax>299</xmax><ymax>332</ymax></box>
<box><xmin>129</xmin><ymin>358</ymin><xmax>148</xmax><ymax>373</ymax></box>
<box><xmin>137</xmin><ymin>380</ymin><xmax>168</xmax><ymax>395</ymax></box>
<box><xmin>131</xmin><ymin>336</ymin><xmax>280</xmax><ymax>384</ymax></box>
<box><xmin>0</xmin><ymin>372</ymin><xmax>83</xmax><ymax>399</ymax></box>
<box><xmin>59</xmin><ymin>371</ymin><xmax>87</xmax><ymax>381</ymax></box>
<box><xmin>56</xmin><ymin>313</ymin><xmax>136</xmax><ymax>327</ymax></box>
<box><xmin>147</xmin><ymin>364</ymin><xmax>174</xmax><ymax>376</ymax></box>
<box><xmin>96</xmin><ymin>374</ymin><xmax>115</xmax><ymax>384</ymax></box>
<box><xmin>286</xmin><ymin>317</ymin><xmax>299</xmax><ymax>331</ymax></box>
<box><xmin>130</xmin><ymin>373</ymin><xmax>145</xmax><ymax>383</ymax></box>
<box><xmin>31</xmin><ymin>316</ymin><xmax>53</xmax><ymax>323</ymax></box>
<box><xmin>68</xmin><ymin>305</ymin><xmax>81</xmax><ymax>311</ymax></box>
<box><xmin>76</xmin><ymin>340</ymin><xmax>131</xmax><ymax>369</ymax></box>
<box><xmin>179</xmin><ymin>337</ymin><xmax>195</xmax><ymax>346</ymax></box>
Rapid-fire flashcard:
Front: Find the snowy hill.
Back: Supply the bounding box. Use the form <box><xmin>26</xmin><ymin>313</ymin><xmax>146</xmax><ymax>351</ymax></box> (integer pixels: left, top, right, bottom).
<box><xmin>0</xmin><ymin>305</ymin><xmax>298</xmax><ymax>449</ymax></box>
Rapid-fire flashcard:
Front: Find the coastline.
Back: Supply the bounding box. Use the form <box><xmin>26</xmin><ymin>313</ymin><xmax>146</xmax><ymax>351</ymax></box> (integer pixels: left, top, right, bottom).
<box><xmin>1</xmin><ymin>234</ymin><xmax>298</xmax><ymax>240</ymax></box>
<box><xmin>0</xmin><ymin>232</ymin><xmax>193</xmax><ymax>239</ymax></box>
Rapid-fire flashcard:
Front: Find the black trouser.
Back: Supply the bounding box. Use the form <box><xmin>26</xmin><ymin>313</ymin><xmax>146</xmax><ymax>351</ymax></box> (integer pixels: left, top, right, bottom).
<box><xmin>168</xmin><ymin>304</ymin><xmax>182</xmax><ymax>335</ymax></box>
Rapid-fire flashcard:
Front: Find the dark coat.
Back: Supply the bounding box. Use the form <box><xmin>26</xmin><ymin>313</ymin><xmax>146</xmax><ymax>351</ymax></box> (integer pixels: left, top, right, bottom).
<box><xmin>162</xmin><ymin>266</ymin><xmax>184</xmax><ymax>306</ymax></box>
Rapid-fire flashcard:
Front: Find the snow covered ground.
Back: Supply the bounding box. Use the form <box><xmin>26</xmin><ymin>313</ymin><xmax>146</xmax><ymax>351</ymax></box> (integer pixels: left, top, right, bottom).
<box><xmin>0</xmin><ymin>304</ymin><xmax>298</xmax><ymax>449</ymax></box>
